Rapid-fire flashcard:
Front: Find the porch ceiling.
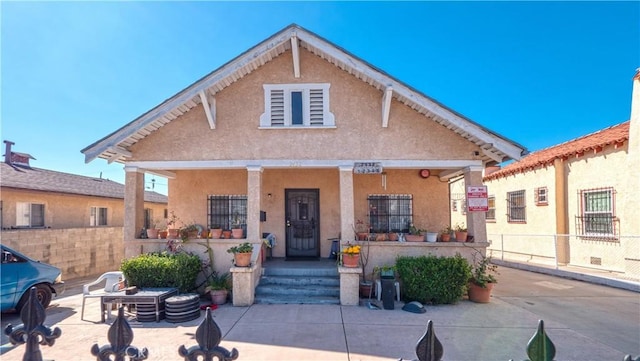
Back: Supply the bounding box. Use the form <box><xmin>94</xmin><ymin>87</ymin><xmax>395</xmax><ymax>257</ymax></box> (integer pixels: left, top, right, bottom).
<box><xmin>82</xmin><ymin>24</ymin><xmax>527</xmax><ymax>166</ymax></box>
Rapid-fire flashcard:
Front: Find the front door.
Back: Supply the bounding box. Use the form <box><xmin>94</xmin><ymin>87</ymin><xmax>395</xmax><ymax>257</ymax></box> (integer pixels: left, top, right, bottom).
<box><xmin>285</xmin><ymin>189</ymin><xmax>320</xmax><ymax>258</ymax></box>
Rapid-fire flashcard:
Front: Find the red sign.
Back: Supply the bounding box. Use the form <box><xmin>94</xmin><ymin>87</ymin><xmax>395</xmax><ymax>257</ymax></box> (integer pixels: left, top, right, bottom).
<box><xmin>467</xmin><ymin>186</ymin><xmax>488</xmax><ymax>212</ymax></box>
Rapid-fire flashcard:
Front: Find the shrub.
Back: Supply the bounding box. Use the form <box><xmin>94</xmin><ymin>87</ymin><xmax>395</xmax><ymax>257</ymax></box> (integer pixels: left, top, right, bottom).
<box><xmin>120</xmin><ymin>251</ymin><xmax>201</xmax><ymax>292</ymax></box>
<box><xmin>396</xmin><ymin>254</ymin><xmax>471</xmax><ymax>305</ymax></box>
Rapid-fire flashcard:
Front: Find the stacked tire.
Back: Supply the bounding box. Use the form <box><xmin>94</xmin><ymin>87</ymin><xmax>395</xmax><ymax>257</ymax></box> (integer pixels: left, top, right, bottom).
<box><xmin>164</xmin><ymin>294</ymin><xmax>201</xmax><ymax>323</ymax></box>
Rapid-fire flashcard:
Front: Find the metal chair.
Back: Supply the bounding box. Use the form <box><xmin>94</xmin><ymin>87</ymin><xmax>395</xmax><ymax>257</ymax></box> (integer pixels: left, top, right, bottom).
<box><xmin>80</xmin><ymin>271</ymin><xmax>125</xmax><ymax>321</ymax></box>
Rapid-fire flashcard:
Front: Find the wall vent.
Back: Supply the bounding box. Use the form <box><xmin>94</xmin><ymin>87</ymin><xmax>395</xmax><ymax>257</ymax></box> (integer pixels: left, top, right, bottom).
<box><xmin>590</xmin><ymin>257</ymin><xmax>602</xmax><ymax>265</ymax></box>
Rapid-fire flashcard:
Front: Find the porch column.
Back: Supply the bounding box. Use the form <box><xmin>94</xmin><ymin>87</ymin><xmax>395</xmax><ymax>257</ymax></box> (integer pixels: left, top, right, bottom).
<box><xmin>338</xmin><ymin>165</ymin><xmax>355</xmax><ymax>244</ymax></box>
<box><xmin>246</xmin><ymin>165</ymin><xmax>262</xmax><ymax>241</ymax></box>
<box><xmin>463</xmin><ymin>166</ymin><xmax>487</xmax><ymax>243</ymax></box>
<box><xmin>124</xmin><ymin>169</ymin><xmax>145</xmax><ymax>258</ymax></box>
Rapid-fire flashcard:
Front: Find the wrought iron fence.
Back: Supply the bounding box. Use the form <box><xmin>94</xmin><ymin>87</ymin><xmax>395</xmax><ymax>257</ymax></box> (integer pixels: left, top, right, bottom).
<box><xmin>6</xmin><ymin>287</ymin><xmax>639</xmax><ymax>361</ymax></box>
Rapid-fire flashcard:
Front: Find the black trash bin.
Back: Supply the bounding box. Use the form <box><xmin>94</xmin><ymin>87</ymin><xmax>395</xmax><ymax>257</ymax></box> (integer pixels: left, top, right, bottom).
<box><xmin>380</xmin><ymin>277</ymin><xmax>396</xmax><ymax>310</ymax></box>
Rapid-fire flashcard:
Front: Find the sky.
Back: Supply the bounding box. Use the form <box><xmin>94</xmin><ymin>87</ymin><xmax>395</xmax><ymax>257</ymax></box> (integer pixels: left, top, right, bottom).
<box><xmin>1</xmin><ymin>1</ymin><xmax>638</xmax><ymax>196</ymax></box>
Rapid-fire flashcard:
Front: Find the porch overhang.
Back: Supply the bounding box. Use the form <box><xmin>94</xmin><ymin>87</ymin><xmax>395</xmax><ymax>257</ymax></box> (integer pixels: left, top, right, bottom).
<box><xmin>124</xmin><ymin>159</ymin><xmax>483</xmax><ymax>182</ymax></box>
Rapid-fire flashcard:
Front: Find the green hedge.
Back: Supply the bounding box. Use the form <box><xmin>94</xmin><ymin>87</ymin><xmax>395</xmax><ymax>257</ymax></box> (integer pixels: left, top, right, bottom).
<box><xmin>120</xmin><ymin>252</ymin><xmax>201</xmax><ymax>292</ymax></box>
<box><xmin>396</xmin><ymin>254</ymin><xmax>471</xmax><ymax>305</ymax></box>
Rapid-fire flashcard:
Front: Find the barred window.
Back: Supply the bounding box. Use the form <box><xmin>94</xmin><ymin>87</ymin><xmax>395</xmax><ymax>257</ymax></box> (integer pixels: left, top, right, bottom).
<box><xmin>486</xmin><ymin>196</ymin><xmax>496</xmax><ymax>221</ymax></box>
<box><xmin>535</xmin><ymin>187</ymin><xmax>548</xmax><ymax>206</ymax></box>
<box><xmin>208</xmin><ymin>195</ymin><xmax>247</xmax><ymax>232</ymax></box>
<box><xmin>577</xmin><ymin>188</ymin><xmax>617</xmax><ymax>239</ymax></box>
<box><xmin>507</xmin><ymin>190</ymin><xmax>526</xmax><ymax>222</ymax></box>
<box><xmin>367</xmin><ymin>194</ymin><xmax>412</xmax><ymax>233</ymax></box>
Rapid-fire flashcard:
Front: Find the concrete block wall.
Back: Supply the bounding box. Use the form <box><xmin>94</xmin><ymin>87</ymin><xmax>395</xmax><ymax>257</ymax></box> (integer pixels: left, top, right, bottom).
<box><xmin>1</xmin><ymin>227</ymin><xmax>124</xmax><ymax>280</ymax></box>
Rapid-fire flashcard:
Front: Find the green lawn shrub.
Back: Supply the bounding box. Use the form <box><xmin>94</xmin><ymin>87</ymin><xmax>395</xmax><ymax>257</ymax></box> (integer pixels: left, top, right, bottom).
<box><xmin>396</xmin><ymin>254</ymin><xmax>471</xmax><ymax>304</ymax></box>
<box><xmin>120</xmin><ymin>251</ymin><xmax>201</xmax><ymax>292</ymax></box>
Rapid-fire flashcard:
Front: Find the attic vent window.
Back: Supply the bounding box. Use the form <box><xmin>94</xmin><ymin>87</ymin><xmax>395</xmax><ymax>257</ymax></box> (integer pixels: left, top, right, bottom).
<box><xmin>260</xmin><ymin>83</ymin><xmax>335</xmax><ymax>128</ymax></box>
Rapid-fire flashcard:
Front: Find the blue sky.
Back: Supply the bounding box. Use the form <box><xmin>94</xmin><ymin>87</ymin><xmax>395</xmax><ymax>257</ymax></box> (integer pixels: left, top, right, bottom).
<box><xmin>2</xmin><ymin>1</ymin><xmax>638</xmax><ymax>196</ymax></box>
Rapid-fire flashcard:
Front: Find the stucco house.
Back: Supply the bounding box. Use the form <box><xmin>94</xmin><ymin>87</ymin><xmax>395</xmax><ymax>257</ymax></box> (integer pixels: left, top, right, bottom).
<box><xmin>81</xmin><ymin>24</ymin><xmax>527</xmax><ymax>304</ymax></box>
<box><xmin>1</xmin><ymin>140</ymin><xmax>167</xmax><ymax>230</ymax></box>
<box><xmin>481</xmin><ymin>71</ymin><xmax>640</xmax><ymax>280</ymax></box>
<box><xmin>1</xmin><ymin>140</ymin><xmax>168</xmax><ymax>278</ymax></box>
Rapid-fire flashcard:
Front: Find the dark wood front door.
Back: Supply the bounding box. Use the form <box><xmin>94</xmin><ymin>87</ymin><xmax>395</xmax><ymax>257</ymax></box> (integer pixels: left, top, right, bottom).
<box><xmin>285</xmin><ymin>189</ymin><xmax>320</xmax><ymax>258</ymax></box>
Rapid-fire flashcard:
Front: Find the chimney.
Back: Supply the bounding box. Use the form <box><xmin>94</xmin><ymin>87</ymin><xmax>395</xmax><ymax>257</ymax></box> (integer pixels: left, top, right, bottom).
<box><xmin>4</xmin><ymin>140</ymin><xmax>14</xmax><ymax>165</ymax></box>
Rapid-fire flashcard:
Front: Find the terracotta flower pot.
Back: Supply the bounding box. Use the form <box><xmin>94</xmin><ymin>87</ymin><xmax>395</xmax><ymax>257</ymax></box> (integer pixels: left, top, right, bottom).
<box><xmin>209</xmin><ymin>289</ymin><xmax>228</xmax><ymax>305</ymax></box>
<box><xmin>356</xmin><ymin>232</ymin><xmax>369</xmax><ymax>241</ymax></box>
<box><xmin>440</xmin><ymin>233</ymin><xmax>451</xmax><ymax>242</ymax></box>
<box><xmin>234</xmin><ymin>252</ymin><xmax>252</xmax><ymax>267</ymax></box>
<box><xmin>231</xmin><ymin>228</ymin><xmax>244</xmax><ymax>239</ymax></box>
<box><xmin>146</xmin><ymin>228</ymin><xmax>159</xmax><ymax>239</ymax></box>
<box><xmin>405</xmin><ymin>234</ymin><xmax>424</xmax><ymax>242</ymax></box>
<box><xmin>222</xmin><ymin>230</ymin><xmax>232</xmax><ymax>239</ymax></box>
<box><xmin>168</xmin><ymin>228</ymin><xmax>180</xmax><ymax>239</ymax></box>
<box><xmin>210</xmin><ymin>228</ymin><xmax>223</xmax><ymax>239</ymax></box>
<box><xmin>455</xmin><ymin>231</ymin><xmax>468</xmax><ymax>242</ymax></box>
<box><xmin>342</xmin><ymin>253</ymin><xmax>360</xmax><ymax>268</ymax></box>
<box><xmin>158</xmin><ymin>230</ymin><xmax>168</xmax><ymax>239</ymax></box>
<box><xmin>388</xmin><ymin>233</ymin><xmax>399</xmax><ymax>241</ymax></box>
<box><xmin>468</xmin><ymin>282</ymin><xmax>494</xmax><ymax>303</ymax></box>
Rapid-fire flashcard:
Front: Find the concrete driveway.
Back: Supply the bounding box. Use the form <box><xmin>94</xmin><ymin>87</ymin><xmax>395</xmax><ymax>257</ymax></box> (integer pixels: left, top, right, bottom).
<box><xmin>1</xmin><ymin>266</ymin><xmax>638</xmax><ymax>360</ymax></box>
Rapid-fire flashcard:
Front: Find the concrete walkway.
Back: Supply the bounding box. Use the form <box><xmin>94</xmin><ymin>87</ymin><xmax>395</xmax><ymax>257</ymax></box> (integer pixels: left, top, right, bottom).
<box><xmin>1</xmin><ymin>266</ymin><xmax>638</xmax><ymax>361</ymax></box>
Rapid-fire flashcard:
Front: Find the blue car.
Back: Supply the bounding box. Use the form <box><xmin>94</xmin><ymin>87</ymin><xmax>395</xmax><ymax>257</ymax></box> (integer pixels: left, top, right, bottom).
<box><xmin>1</xmin><ymin>245</ymin><xmax>65</xmax><ymax>312</ymax></box>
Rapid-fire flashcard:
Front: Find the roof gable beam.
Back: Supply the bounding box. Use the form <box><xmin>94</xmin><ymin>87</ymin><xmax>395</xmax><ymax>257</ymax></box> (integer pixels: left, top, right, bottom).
<box><xmin>106</xmin><ymin>146</ymin><xmax>132</xmax><ymax>164</ymax></box>
<box><xmin>382</xmin><ymin>86</ymin><xmax>393</xmax><ymax>128</ymax></box>
<box><xmin>481</xmin><ymin>146</ymin><xmax>504</xmax><ymax>163</ymax></box>
<box><xmin>291</xmin><ymin>35</ymin><xmax>300</xmax><ymax>78</ymax></box>
<box><xmin>199</xmin><ymin>90</ymin><xmax>216</xmax><ymax>129</ymax></box>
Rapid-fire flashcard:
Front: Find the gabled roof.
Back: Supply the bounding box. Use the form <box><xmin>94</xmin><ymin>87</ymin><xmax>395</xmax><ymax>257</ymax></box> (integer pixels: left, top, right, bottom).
<box><xmin>82</xmin><ymin>23</ymin><xmax>527</xmax><ymax>165</ymax></box>
<box><xmin>0</xmin><ymin>162</ymin><xmax>167</xmax><ymax>203</ymax></box>
<box><xmin>484</xmin><ymin>121</ymin><xmax>630</xmax><ymax>181</ymax></box>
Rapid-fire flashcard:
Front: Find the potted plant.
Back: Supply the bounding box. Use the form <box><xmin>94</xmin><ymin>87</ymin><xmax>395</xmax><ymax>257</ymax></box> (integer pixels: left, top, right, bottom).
<box><xmin>454</xmin><ymin>223</ymin><xmax>468</xmax><ymax>242</ymax></box>
<box><xmin>468</xmin><ymin>249</ymin><xmax>498</xmax><ymax>303</ymax></box>
<box><xmin>227</xmin><ymin>242</ymin><xmax>253</xmax><ymax>267</ymax></box>
<box><xmin>352</xmin><ymin>219</ymin><xmax>370</xmax><ymax>241</ymax></box>
<box><xmin>231</xmin><ymin>213</ymin><xmax>244</xmax><ymax>239</ymax></box>
<box><xmin>405</xmin><ymin>224</ymin><xmax>425</xmax><ymax>242</ymax></box>
<box><xmin>374</xmin><ymin>264</ymin><xmax>396</xmax><ymax>279</ymax></box>
<box><xmin>358</xmin><ymin>235</ymin><xmax>372</xmax><ymax>298</ymax></box>
<box><xmin>204</xmin><ymin>272</ymin><xmax>231</xmax><ymax>305</ymax></box>
<box><xmin>210</xmin><ymin>224</ymin><xmax>223</xmax><ymax>239</ymax></box>
<box><xmin>440</xmin><ymin>225</ymin><xmax>452</xmax><ymax>242</ymax></box>
<box><xmin>167</xmin><ymin>211</ymin><xmax>181</xmax><ymax>239</ymax></box>
<box><xmin>146</xmin><ymin>218</ymin><xmax>161</xmax><ymax>239</ymax></box>
<box><xmin>340</xmin><ymin>243</ymin><xmax>361</xmax><ymax>268</ymax></box>
<box><xmin>425</xmin><ymin>230</ymin><xmax>438</xmax><ymax>243</ymax></box>
<box><xmin>180</xmin><ymin>222</ymin><xmax>199</xmax><ymax>241</ymax></box>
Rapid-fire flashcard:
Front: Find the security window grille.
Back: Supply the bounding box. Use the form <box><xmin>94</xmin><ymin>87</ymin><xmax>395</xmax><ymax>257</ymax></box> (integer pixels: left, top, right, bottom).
<box><xmin>90</xmin><ymin>207</ymin><xmax>108</xmax><ymax>226</ymax></box>
<box><xmin>507</xmin><ymin>190</ymin><xmax>526</xmax><ymax>222</ymax></box>
<box><xmin>260</xmin><ymin>84</ymin><xmax>335</xmax><ymax>127</ymax></box>
<box><xmin>577</xmin><ymin>188</ymin><xmax>617</xmax><ymax>238</ymax></box>
<box><xmin>16</xmin><ymin>202</ymin><xmax>44</xmax><ymax>228</ymax></box>
<box><xmin>486</xmin><ymin>196</ymin><xmax>496</xmax><ymax>221</ymax></box>
<box><xmin>367</xmin><ymin>194</ymin><xmax>412</xmax><ymax>233</ymax></box>
<box><xmin>535</xmin><ymin>187</ymin><xmax>548</xmax><ymax>205</ymax></box>
<box><xmin>208</xmin><ymin>195</ymin><xmax>247</xmax><ymax>233</ymax></box>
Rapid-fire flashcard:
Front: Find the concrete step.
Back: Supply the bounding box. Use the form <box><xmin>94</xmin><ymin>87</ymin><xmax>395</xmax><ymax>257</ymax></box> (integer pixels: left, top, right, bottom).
<box><xmin>253</xmin><ymin>295</ymin><xmax>340</xmax><ymax>305</ymax></box>
<box><xmin>255</xmin><ymin>263</ymin><xmax>341</xmax><ymax>304</ymax></box>
<box><xmin>259</xmin><ymin>275</ymin><xmax>340</xmax><ymax>287</ymax></box>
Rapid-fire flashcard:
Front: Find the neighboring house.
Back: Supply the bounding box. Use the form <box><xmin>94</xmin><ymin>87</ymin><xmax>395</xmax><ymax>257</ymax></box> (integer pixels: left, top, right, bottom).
<box><xmin>481</xmin><ymin>71</ymin><xmax>640</xmax><ymax>280</ymax></box>
<box><xmin>1</xmin><ymin>140</ymin><xmax>168</xmax><ymax>230</ymax></box>
<box><xmin>81</xmin><ymin>24</ymin><xmax>526</xmax><ymax>274</ymax></box>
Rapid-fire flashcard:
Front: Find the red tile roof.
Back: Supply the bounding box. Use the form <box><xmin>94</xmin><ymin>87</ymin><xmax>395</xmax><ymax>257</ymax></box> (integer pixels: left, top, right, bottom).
<box><xmin>484</xmin><ymin>121</ymin><xmax>629</xmax><ymax>181</ymax></box>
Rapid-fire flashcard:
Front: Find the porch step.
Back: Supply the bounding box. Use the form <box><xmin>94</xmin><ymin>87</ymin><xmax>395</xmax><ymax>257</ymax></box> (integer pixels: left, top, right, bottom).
<box><xmin>255</xmin><ymin>260</ymin><xmax>340</xmax><ymax>305</ymax></box>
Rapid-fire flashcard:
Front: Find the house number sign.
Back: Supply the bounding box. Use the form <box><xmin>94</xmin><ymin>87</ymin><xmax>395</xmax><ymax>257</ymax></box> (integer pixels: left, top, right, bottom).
<box><xmin>354</xmin><ymin>162</ymin><xmax>383</xmax><ymax>174</ymax></box>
